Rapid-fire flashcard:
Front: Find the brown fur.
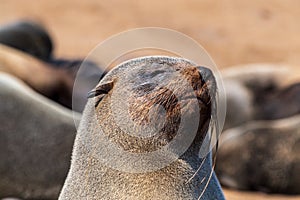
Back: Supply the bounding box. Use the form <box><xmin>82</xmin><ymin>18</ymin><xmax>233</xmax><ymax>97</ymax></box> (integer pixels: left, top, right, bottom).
<box><xmin>59</xmin><ymin>56</ymin><xmax>224</xmax><ymax>200</ymax></box>
<box><xmin>0</xmin><ymin>43</ymin><xmax>74</xmax><ymax>108</ymax></box>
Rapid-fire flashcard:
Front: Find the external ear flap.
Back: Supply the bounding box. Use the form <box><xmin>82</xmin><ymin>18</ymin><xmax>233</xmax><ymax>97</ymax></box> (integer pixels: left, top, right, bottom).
<box><xmin>87</xmin><ymin>81</ymin><xmax>114</xmax><ymax>98</ymax></box>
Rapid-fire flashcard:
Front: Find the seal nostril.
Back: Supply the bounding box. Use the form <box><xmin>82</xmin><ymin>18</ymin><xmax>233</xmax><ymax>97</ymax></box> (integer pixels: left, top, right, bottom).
<box><xmin>197</xmin><ymin>66</ymin><xmax>217</xmax><ymax>95</ymax></box>
<box><xmin>197</xmin><ymin>66</ymin><xmax>213</xmax><ymax>82</ymax></box>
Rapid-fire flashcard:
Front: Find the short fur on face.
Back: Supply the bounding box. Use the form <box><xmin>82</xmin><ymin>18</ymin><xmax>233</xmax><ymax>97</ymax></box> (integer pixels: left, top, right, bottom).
<box><xmin>59</xmin><ymin>56</ymin><xmax>224</xmax><ymax>200</ymax></box>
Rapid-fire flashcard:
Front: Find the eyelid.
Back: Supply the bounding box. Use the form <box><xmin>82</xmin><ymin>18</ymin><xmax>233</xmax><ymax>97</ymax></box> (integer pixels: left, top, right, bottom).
<box><xmin>87</xmin><ymin>81</ymin><xmax>114</xmax><ymax>98</ymax></box>
<box><xmin>94</xmin><ymin>94</ymin><xmax>106</xmax><ymax>107</ymax></box>
<box><xmin>87</xmin><ymin>89</ymin><xmax>108</xmax><ymax>98</ymax></box>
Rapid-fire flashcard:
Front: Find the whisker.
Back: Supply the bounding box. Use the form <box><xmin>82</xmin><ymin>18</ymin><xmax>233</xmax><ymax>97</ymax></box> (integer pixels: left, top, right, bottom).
<box><xmin>197</xmin><ymin>118</ymin><xmax>220</xmax><ymax>200</ymax></box>
<box><xmin>197</xmin><ymin>165</ymin><xmax>214</xmax><ymax>200</ymax></box>
<box><xmin>186</xmin><ymin>156</ymin><xmax>207</xmax><ymax>183</ymax></box>
<box><xmin>186</xmin><ymin>121</ymin><xmax>214</xmax><ymax>184</ymax></box>
<box><xmin>197</xmin><ymin>140</ymin><xmax>219</xmax><ymax>200</ymax></box>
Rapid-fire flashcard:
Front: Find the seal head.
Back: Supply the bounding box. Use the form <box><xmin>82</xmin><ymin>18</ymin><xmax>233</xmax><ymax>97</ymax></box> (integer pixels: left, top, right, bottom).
<box><xmin>59</xmin><ymin>56</ymin><xmax>224</xmax><ymax>200</ymax></box>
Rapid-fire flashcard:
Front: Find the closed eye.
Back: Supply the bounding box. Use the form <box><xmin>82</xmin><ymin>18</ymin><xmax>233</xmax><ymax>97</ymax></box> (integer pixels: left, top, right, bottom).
<box><xmin>87</xmin><ymin>89</ymin><xmax>109</xmax><ymax>98</ymax></box>
<box><xmin>87</xmin><ymin>80</ymin><xmax>114</xmax><ymax>107</ymax></box>
<box><xmin>94</xmin><ymin>94</ymin><xmax>106</xmax><ymax>107</ymax></box>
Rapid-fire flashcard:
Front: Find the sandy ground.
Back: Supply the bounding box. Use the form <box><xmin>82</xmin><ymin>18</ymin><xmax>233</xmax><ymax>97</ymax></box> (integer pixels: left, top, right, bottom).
<box><xmin>0</xmin><ymin>0</ymin><xmax>299</xmax><ymax>199</ymax></box>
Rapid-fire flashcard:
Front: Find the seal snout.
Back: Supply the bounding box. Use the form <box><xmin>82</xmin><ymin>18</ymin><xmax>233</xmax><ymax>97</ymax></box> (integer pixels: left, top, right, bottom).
<box><xmin>196</xmin><ymin>66</ymin><xmax>216</xmax><ymax>106</ymax></box>
<box><xmin>198</xmin><ymin>66</ymin><xmax>214</xmax><ymax>83</ymax></box>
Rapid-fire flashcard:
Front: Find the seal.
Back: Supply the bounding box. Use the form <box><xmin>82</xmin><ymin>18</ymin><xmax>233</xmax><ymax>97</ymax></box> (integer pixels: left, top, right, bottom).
<box><xmin>222</xmin><ymin>64</ymin><xmax>300</xmax><ymax>129</ymax></box>
<box><xmin>0</xmin><ymin>20</ymin><xmax>104</xmax><ymax>111</ymax></box>
<box><xmin>0</xmin><ymin>43</ymin><xmax>104</xmax><ymax>111</ymax></box>
<box><xmin>0</xmin><ymin>43</ymin><xmax>74</xmax><ymax>108</ymax></box>
<box><xmin>0</xmin><ymin>20</ymin><xmax>53</xmax><ymax>61</ymax></box>
<box><xmin>253</xmin><ymin>82</ymin><xmax>300</xmax><ymax>120</ymax></box>
<box><xmin>0</xmin><ymin>72</ymin><xmax>81</xmax><ymax>199</ymax></box>
<box><xmin>216</xmin><ymin>115</ymin><xmax>300</xmax><ymax>194</ymax></box>
<box><xmin>58</xmin><ymin>56</ymin><xmax>225</xmax><ymax>200</ymax></box>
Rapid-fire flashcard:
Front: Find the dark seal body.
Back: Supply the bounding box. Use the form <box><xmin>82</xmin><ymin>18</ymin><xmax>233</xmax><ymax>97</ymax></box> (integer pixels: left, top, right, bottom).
<box><xmin>216</xmin><ymin>115</ymin><xmax>300</xmax><ymax>194</ymax></box>
<box><xmin>0</xmin><ymin>20</ymin><xmax>104</xmax><ymax>112</ymax></box>
<box><xmin>59</xmin><ymin>56</ymin><xmax>224</xmax><ymax>200</ymax></box>
<box><xmin>0</xmin><ymin>21</ymin><xmax>53</xmax><ymax>61</ymax></box>
<box><xmin>217</xmin><ymin>64</ymin><xmax>300</xmax><ymax>194</ymax></box>
<box><xmin>0</xmin><ymin>72</ymin><xmax>81</xmax><ymax>199</ymax></box>
<box><xmin>222</xmin><ymin>64</ymin><xmax>300</xmax><ymax>129</ymax></box>
<box><xmin>0</xmin><ymin>43</ymin><xmax>104</xmax><ymax>111</ymax></box>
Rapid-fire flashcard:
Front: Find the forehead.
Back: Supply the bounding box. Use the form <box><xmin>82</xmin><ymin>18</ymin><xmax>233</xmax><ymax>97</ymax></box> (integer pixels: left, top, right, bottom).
<box><xmin>100</xmin><ymin>56</ymin><xmax>196</xmax><ymax>84</ymax></box>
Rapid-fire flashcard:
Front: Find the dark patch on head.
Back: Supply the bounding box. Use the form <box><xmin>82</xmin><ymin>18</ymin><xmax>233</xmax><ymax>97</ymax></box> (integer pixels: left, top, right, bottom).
<box><xmin>92</xmin><ymin>63</ymin><xmax>217</xmax><ymax>154</ymax></box>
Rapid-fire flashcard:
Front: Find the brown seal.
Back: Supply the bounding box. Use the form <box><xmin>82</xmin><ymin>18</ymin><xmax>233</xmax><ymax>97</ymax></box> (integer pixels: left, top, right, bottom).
<box><xmin>0</xmin><ymin>43</ymin><xmax>74</xmax><ymax>108</ymax></box>
<box><xmin>216</xmin><ymin>115</ymin><xmax>300</xmax><ymax>194</ymax></box>
<box><xmin>58</xmin><ymin>56</ymin><xmax>225</xmax><ymax>200</ymax></box>
<box><xmin>0</xmin><ymin>20</ymin><xmax>105</xmax><ymax>111</ymax></box>
<box><xmin>0</xmin><ymin>72</ymin><xmax>81</xmax><ymax>200</ymax></box>
<box><xmin>0</xmin><ymin>43</ymin><xmax>104</xmax><ymax>111</ymax></box>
